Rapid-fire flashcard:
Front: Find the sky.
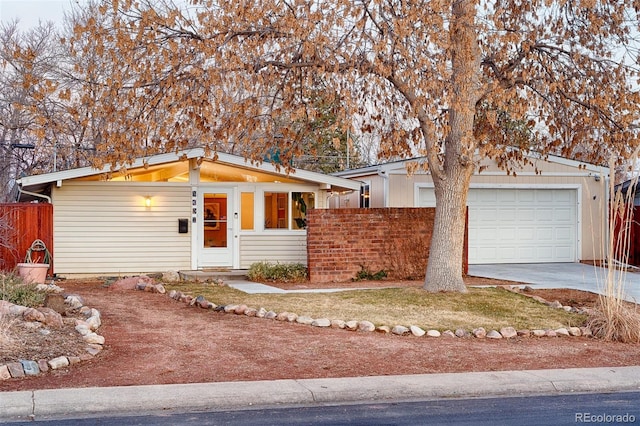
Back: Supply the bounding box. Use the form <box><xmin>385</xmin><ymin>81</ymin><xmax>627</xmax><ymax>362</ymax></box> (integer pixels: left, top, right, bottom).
<box><xmin>0</xmin><ymin>0</ymin><xmax>80</xmax><ymax>29</ymax></box>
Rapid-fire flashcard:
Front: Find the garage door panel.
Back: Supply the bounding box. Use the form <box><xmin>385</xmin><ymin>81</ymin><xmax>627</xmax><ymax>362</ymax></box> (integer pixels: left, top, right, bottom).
<box><xmin>417</xmin><ymin>187</ymin><xmax>577</xmax><ymax>264</ymax></box>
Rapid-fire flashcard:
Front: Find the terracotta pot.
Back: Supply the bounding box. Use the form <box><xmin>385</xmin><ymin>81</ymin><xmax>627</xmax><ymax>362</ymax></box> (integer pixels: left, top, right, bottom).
<box><xmin>17</xmin><ymin>263</ymin><xmax>50</xmax><ymax>284</ymax></box>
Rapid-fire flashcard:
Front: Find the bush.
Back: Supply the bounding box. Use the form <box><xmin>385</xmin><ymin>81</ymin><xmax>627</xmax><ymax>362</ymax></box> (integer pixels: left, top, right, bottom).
<box><xmin>0</xmin><ymin>272</ymin><xmax>45</xmax><ymax>307</ymax></box>
<box><xmin>247</xmin><ymin>262</ymin><xmax>308</xmax><ymax>283</ymax></box>
<box><xmin>353</xmin><ymin>265</ymin><xmax>387</xmax><ymax>281</ymax></box>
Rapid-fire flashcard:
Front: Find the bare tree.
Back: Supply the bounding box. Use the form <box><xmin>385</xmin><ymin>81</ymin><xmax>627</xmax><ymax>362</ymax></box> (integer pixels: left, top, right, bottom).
<box><xmin>57</xmin><ymin>0</ymin><xmax>640</xmax><ymax>291</ymax></box>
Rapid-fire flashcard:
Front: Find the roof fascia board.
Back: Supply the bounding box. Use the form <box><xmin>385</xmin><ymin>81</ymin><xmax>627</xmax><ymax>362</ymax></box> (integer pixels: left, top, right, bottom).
<box><xmin>18</xmin><ymin>148</ymin><xmax>361</xmax><ymax>191</ymax></box>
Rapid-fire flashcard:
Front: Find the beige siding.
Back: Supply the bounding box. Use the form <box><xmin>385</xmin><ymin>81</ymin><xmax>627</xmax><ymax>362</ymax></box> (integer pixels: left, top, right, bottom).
<box><xmin>52</xmin><ymin>181</ymin><xmax>192</xmax><ymax>275</ymax></box>
<box><xmin>239</xmin><ymin>234</ymin><xmax>307</xmax><ymax>268</ymax></box>
<box><xmin>346</xmin><ymin>157</ymin><xmax>608</xmax><ymax>263</ymax></box>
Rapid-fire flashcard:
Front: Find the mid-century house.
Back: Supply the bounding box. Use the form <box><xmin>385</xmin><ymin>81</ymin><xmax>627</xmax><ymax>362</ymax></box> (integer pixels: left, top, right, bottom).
<box><xmin>16</xmin><ymin>148</ymin><xmax>360</xmax><ymax>276</ymax></box>
<box><xmin>332</xmin><ymin>154</ymin><xmax>610</xmax><ymax>265</ymax></box>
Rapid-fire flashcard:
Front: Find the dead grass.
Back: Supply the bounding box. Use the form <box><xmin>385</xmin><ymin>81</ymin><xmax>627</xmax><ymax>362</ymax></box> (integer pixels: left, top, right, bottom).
<box><xmin>164</xmin><ymin>283</ymin><xmax>585</xmax><ymax>331</ymax></box>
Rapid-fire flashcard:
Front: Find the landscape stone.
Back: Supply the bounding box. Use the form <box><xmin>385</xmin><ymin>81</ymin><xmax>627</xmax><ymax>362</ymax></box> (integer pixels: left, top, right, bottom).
<box><xmin>548</xmin><ymin>300</ymin><xmax>563</xmax><ymax>309</ymax></box>
<box><xmin>375</xmin><ymin>325</ymin><xmax>391</xmax><ymax>333</ymax></box>
<box><xmin>455</xmin><ymin>329</ymin><xmax>470</xmax><ymax>338</ymax></box>
<box><xmin>345</xmin><ymin>320</ymin><xmax>359</xmax><ymax>331</ymax></box>
<box><xmin>22</xmin><ymin>308</ymin><xmax>45</xmax><ymax>323</ymax></box>
<box><xmin>312</xmin><ymin>318</ymin><xmax>331</xmax><ymax>327</ymax></box>
<box><xmin>244</xmin><ymin>308</ymin><xmax>258</xmax><ymax>317</ymax></box>
<box><xmin>168</xmin><ymin>290</ymin><xmax>177</xmax><ymax>299</ymax></box>
<box><xmin>486</xmin><ymin>330</ymin><xmax>502</xmax><ymax>339</ymax></box>
<box><xmin>83</xmin><ymin>332</ymin><xmax>105</xmax><ymax>345</ymax></box>
<box><xmin>391</xmin><ymin>325</ymin><xmax>410</xmax><ymax>335</ymax></box>
<box><xmin>37</xmin><ymin>359</ymin><xmax>49</xmax><ymax>373</ymax></box>
<box><xmin>153</xmin><ymin>284</ymin><xmax>166</xmax><ymax>294</ymax></box>
<box><xmin>265</xmin><ymin>311</ymin><xmax>278</xmax><ymax>319</ymax></box>
<box><xmin>224</xmin><ymin>304</ymin><xmax>238</xmax><ymax>313</ymax></box>
<box><xmin>37</xmin><ymin>308</ymin><xmax>64</xmax><ymax>328</ymax></box>
<box><xmin>7</xmin><ymin>362</ymin><xmax>24</xmax><ymax>378</ymax></box>
<box><xmin>86</xmin><ymin>345</ymin><xmax>102</xmax><ymax>356</ymax></box>
<box><xmin>296</xmin><ymin>316</ymin><xmax>314</xmax><ymax>325</ymax></box>
<box><xmin>48</xmin><ymin>356</ymin><xmax>70</xmax><ymax>370</ymax></box>
<box><xmin>234</xmin><ymin>305</ymin><xmax>248</xmax><ymax>315</ymax></box>
<box><xmin>256</xmin><ymin>307</ymin><xmax>267</xmax><ymax>318</ymax></box>
<box><xmin>276</xmin><ymin>312</ymin><xmax>290</xmax><ymax>321</ymax></box>
<box><xmin>568</xmin><ymin>327</ymin><xmax>582</xmax><ymax>336</ymax></box>
<box><xmin>358</xmin><ymin>321</ymin><xmax>376</xmax><ymax>332</ymax></box>
<box><xmin>75</xmin><ymin>324</ymin><xmax>91</xmax><ymax>336</ymax></box>
<box><xmin>65</xmin><ymin>295</ymin><xmax>84</xmax><ymax>308</ymax></box>
<box><xmin>517</xmin><ymin>329</ymin><xmax>531</xmax><ymax>337</ymax></box>
<box><xmin>546</xmin><ymin>329</ymin><xmax>558</xmax><ymax>337</ymax></box>
<box><xmin>532</xmin><ymin>329</ymin><xmax>546</xmax><ymax>337</ymax></box>
<box><xmin>86</xmin><ymin>315</ymin><xmax>101</xmax><ymax>331</ymax></box>
<box><xmin>331</xmin><ymin>319</ymin><xmax>346</xmax><ymax>329</ymax></box>
<box><xmin>499</xmin><ymin>327</ymin><xmax>517</xmax><ymax>339</ymax></box>
<box><xmin>473</xmin><ymin>327</ymin><xmax>486</xmax><ymax>338</ymax></box>
<box><xmin>162</xmin><ymin>271</ymin><xmax>181</xmax><ymax>282</ymax></box>
<box><xmin>442</xmin><ymin>330</ymin><xmax>456</xmax><ymax>338</ymax></box>
<box><xmin>286</xmin><ymin>313</ymin><xmax>298</xmax><ymax>322</ymax></box>
<box><xmin>68</xmin><ymin>356</ymin><xmax>82</xmax><ymax>365</ymax></box>
<box><xmin>0</xmin><ymin>365</ymin><xmax>10</xmax><ymax>380</ymax></box>
<box><xmin>555</xmin><ymin>327</ymin><xmax>570</xmax><ymax>337</ymax></box>
<box><xmin>426</xmin><ymin>329</ymin><xmax>441</xmax><ymax>338</ymax></box>
<box><xmin>410</xmin><ymin>325</ymin><xmax>426</xmax><ymax>337</ymax></box>
<box><xmin>9</xmin><ymin>304</ymin><xmax>28</xmax><ymax>316</ymax></box>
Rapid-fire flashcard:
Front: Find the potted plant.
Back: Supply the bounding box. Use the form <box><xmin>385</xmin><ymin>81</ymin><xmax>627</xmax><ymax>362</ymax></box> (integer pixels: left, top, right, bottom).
<box><xmin>16</xmin><ymin>239</ymin><xmax>51</xmax><ymax>284</ymax></box>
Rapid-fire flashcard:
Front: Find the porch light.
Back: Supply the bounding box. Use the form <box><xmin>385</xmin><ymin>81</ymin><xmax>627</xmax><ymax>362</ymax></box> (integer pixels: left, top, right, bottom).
<box><xmin>145</xmin><ymin>196</ymin><xmax>152</xmax><ymax>208</ymax></box>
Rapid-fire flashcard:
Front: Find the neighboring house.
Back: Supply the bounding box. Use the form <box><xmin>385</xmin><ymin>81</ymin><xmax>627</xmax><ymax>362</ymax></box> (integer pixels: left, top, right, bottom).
<box><xmin>332</xmin><ymin>154</ymin><xmax>610</xmax><ymax>265</ymax></box>
<box><xmin>16</xmin><ymin>148</ymin><xmax>360</xmax><ymax>276</ymax></box>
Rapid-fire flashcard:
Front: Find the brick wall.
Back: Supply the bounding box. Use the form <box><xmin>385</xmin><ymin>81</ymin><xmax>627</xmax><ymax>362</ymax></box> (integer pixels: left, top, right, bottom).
<box><xmin>306</xmin><ymin>208</ymin><xmax>468</xmax><ymax>283</ymax></box>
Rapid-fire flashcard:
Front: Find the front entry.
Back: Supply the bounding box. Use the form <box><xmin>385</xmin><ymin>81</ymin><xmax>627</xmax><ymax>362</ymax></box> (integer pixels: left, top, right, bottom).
<box><xmin>197</xmin><ymin>188</ymin><xmax>234</xmax><ymax>268</ymax></box>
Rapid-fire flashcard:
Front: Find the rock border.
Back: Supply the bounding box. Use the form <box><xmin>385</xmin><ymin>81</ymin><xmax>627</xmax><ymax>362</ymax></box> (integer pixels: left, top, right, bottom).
<box><xmin>137</xmin><ymin>281</ymin><xmax>594</xmax><ymax>340</ymax></box>
<box><xmin>0</xmin><ymin>284</ymin><xmax>105</xmax><ymax>381</ymax></box>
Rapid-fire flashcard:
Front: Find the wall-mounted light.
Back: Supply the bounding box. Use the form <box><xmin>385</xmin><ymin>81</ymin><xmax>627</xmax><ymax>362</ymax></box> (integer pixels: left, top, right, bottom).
<box><xmin>145</xmin><ymin>196</ymin><xmax>152</xmax><ymax>208</ymax></box>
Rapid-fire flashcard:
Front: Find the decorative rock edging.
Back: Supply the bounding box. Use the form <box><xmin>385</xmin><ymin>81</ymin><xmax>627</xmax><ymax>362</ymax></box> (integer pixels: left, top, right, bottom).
<box><xmin>0</xmin><ymin>284</ymin><xmax>105</xmax><ymax>381</ymax></box>
<box><xmin>135</xmin><ymin>281</ymin><xmax>594</xmax><ymax>340</ymax></box>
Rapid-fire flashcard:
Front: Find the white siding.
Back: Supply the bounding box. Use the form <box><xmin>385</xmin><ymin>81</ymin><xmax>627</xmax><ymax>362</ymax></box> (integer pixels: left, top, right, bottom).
<box><xmin>239</xmin><ymin>234</ymin><xmax>307</xmax><ymax>268</ymax></box>
<box><xmin>52</xmin><ymin>181</ymin><xmax>192</xmax><ymax>275</ymax></box>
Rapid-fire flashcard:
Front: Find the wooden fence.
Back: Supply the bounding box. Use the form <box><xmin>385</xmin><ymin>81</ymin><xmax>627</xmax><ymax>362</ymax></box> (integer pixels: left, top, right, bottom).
<box><xmin>0</xmin><ymin>203</ymin><xmax>53</xmax><ymax>272</ymax></box>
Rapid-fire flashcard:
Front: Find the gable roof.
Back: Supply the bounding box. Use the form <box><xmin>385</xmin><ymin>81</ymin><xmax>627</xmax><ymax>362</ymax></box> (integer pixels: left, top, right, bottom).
<box><xmin>17</xmin><ymin>148</ymin><xmax>362</xmax><ymax>200</ymax></box>
<box><xmin>334</xmin><ymin>152</ymin><xmax>609</xmax><ymax>178</ymax></box>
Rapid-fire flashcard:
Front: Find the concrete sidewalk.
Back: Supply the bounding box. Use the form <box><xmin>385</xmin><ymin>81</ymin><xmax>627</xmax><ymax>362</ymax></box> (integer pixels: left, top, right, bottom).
<box><xmin>2</xmin><ymin>366</ymin><xmax>640</xmax><ymax>422</ymax></box>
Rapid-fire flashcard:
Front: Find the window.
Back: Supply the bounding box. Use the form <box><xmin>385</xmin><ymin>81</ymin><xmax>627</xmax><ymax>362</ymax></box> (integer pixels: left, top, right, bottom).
<box><xmin>292</xmin><ymin>192</ymin><xmax>315</xmax><ymax>229</ymax></box>
<box><xmin>264</xmin><ymin>192</ymin><xmax>288</xmax><ymax>229</ymax></box>
<box><xmin>360</xmin><ymin>183</ymin><xmax>370</xmax><ymax>208</ymax></box>
<box><xmin>241</xmin><ymin>192</ymin><xmax>254</xmax><ymax>230</ymax></box>
<box><xmin>264</xmin><ymin>191</ymin><xmax>315</xmax><ymax>230</ymax></box>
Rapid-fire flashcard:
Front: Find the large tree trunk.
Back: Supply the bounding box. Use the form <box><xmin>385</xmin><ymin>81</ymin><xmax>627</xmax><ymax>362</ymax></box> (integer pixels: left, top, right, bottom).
<box><xmin>424</xmin><ymin>168</ymin><xmax>473</xmax><ymax>292</ymax></box>
<box><xmin>423</xmin><ymin>0</ymin><xmax>480</xmax><ymax>292</ymax></box>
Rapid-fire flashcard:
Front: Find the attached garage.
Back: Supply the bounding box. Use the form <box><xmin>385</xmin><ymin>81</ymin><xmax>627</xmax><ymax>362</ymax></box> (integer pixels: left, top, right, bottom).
<box><xmin>333</xmin><ymin>154</ymin><xmax>608</xmax><ymax>265</ymax></box>
<box><xmin>417</xmin><ymin>187</ymin><xmax>579</xmax><ymax>264</ymax></box>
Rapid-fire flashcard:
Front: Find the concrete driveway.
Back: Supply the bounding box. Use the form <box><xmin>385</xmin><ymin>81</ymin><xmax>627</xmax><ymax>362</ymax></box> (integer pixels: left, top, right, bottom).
<box><xmin>468</xmin><ymin>263</ymin><xmax>640</xmax><ymax>303</ymax></box>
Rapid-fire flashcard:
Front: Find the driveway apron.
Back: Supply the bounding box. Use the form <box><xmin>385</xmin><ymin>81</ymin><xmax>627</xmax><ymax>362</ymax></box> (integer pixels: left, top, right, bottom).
<box><xmin>469</xmin><ymin>263</ymin><xmax>640</xmax><ymax>303</ymax></box>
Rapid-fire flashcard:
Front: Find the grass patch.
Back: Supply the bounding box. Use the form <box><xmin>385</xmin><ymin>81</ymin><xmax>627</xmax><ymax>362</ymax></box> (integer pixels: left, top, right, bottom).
<box><xmin>164</xmin><ymin>282</ymin><xmax>585</xmax><ymax>331</ymax></box>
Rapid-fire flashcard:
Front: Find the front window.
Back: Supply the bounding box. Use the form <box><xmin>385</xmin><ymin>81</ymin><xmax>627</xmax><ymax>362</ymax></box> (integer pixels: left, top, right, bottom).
<box><xmin>264</xmin><ymin>192</ymin><xmax>289</xmax><ymax>229</ymax></box>
<box><xmin>264</xmin><ymin>191</ymin><xmax>315</xmax><ymax>230</ymax></box>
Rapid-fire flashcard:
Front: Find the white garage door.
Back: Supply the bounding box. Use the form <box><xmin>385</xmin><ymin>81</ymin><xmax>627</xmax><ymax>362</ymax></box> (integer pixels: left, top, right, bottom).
<box><xmin>417</xmin><ymin>188</ymin><xmax>578</xmax><ymax>264</ymax></box>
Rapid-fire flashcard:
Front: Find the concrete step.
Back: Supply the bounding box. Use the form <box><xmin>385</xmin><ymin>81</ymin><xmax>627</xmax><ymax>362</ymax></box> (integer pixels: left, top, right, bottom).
<box><xmin>179</xmin><ymin>269</ymin><xmax>249</xmax><ymax>282</ymax></box>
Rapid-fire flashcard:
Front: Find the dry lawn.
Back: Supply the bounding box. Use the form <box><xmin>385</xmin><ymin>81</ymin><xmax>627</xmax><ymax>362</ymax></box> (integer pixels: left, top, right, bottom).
<box><xmin>165</xmin><ymin>283</ymin><xmax>585</xmax><ymax>331</ymax></box>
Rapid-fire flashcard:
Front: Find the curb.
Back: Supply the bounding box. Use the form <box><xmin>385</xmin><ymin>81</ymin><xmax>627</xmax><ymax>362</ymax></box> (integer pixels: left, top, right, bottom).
<box><xmin>2</xmin><ymin>366</ymin><xmax>640</xmax><ymax>421</ymax></box>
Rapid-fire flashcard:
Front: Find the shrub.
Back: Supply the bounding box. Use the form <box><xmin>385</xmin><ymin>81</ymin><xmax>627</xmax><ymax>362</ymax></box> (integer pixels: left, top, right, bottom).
<box><xmin>353</xmin><ymin>265</ymin><xmax>387</xmax><ymax>281</ymax></box>
<box><xmin>0</xmin><ymin>272</ymin><xmax>45</xmax><ymax>307</ymax></box>
<box><xmin>247</xmin><ymin>262</ymin><xmax>308</xmax><ymax>283</ymax></box>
